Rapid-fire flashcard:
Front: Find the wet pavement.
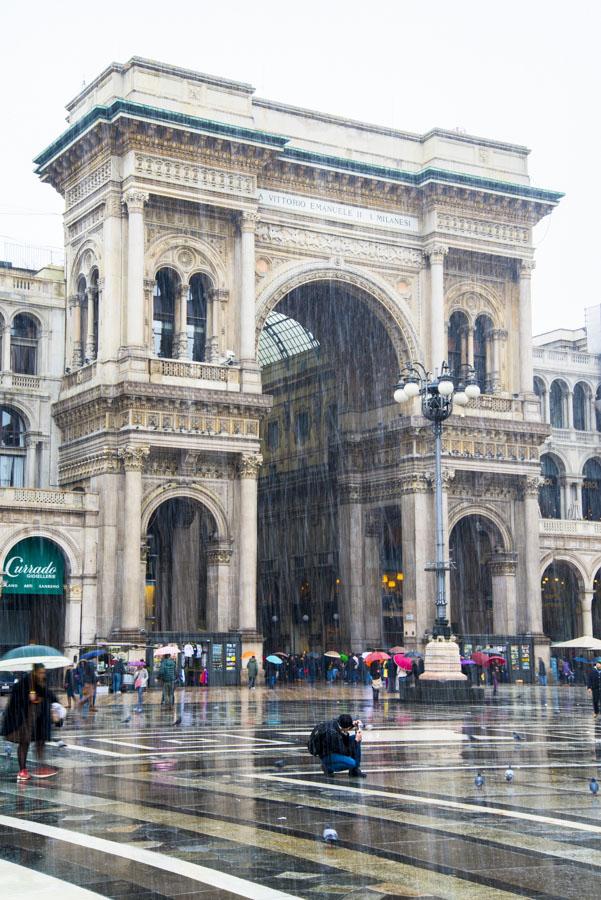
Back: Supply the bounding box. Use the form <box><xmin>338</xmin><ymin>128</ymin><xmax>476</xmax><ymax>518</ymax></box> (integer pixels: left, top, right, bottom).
<box><xmin>2</xmin><ymin>682</ymin><xmax>601</xmax><ymax>898</ymax></box>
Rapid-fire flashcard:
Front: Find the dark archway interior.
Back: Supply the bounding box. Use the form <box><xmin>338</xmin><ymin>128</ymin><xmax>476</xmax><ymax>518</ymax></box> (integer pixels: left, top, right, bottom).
<box><xmin>258</xmin><ymin>280</ymin><xmax>403</xmax><ymax>652</ymax></box>
<box><xmin>450</xmin><ymin>515</ymin><xmax>501</xmax><ymax>635</ymax></box>
<box><xmin>146</xmin><ymin>498</ymin><xmax>216</xmax><ymax>632</ymax></box>
<box><xmin>542</xmin><ymin>562</ymin><xmax>580</xmax><ymax>642</ymax></box>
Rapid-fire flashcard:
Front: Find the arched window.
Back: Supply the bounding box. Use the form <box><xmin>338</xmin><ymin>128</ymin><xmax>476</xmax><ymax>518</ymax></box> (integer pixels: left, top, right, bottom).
<box><xmin>153</xmin><ymin>268</ymin><xmax>178</xmax><ymax>359</ymax></box>
<box><xmin>0</xmin><ymin>407</ymin><xmax>26</xmax><ymax>487</ymax></box>
<box><xmin>11</xmin><ymin>314</ymin><xmax>38</xmax><ymax>374</ymax></box>
<box><xmin>550</xmin><ymin>380</ymin><xmax>565</xmax><ymax>428</ymax></box>
<box><xmin>573</xmin><ymin>382</ymin><xmax>588</xmax><ymax>431</ymax></box>
<box><xmin>595</xmin><ymin>385</ymin><xmax>601</xmax><ymax>432</ymax></box>
<box><xmin>539</xmin><ymin>454</ymin><xmax>561</xmax><ymax>519</ymax></box>
<box><xmin>533</xmin><ymin>376</ymin><xmax>547</xmax><ymax>421</ymax></box>
<box><xmin>583</xmin><ymin>458</ymin><xmax>601</xmax><ymax>521</ymax></box>
<box><xmin>187</xmin><ymin>275</ymin><xmax>208</xmax><ymax>362</ymax></box>
<box><xmin>447</xmin><ymin>311</ymin><xmax>468</xmax><ymax>376</ymax></box>
<box><xmin>474</xmin><ymin>315</ymin><xmax>493</xmax><ymax>392</ymax></box>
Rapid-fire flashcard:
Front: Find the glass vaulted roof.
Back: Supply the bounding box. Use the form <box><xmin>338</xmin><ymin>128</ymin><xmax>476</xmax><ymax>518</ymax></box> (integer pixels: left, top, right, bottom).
<box><xmin>258</xmin><ymin>311</ymin><xmax>320</xmax><ymax>366</ymax></box>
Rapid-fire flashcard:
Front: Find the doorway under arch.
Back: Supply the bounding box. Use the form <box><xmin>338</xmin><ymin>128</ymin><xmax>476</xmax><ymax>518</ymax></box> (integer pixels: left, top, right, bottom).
<box><xmin>449</xmin><ymin>515</ymin><xmax>505</xmax><ymax>635</ymax></box>
<box><xmin>145</xmin><ymin>497</ymin><xmax>217</xmax><ymax>632</ymax></box>
<box><xmin>541</xmin><ymin>561</ymin><xmax>581</xmax><ymax>642</ymax></box>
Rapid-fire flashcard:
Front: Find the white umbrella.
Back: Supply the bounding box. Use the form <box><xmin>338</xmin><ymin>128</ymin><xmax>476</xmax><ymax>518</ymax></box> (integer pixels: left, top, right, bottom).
<box><xmin>0</xmin><ymin>644</ymin><xmax>70</xmax><ymax>671</ymax></box>
<box><xmin>551</xmin><ymin>636</ymin><xmax>601</xmax><ymax>650</ymax></box>
<box><xmin>154</xmin><ymin>644</ymin><xmax>179</xmax><ymax>657</ymax></box>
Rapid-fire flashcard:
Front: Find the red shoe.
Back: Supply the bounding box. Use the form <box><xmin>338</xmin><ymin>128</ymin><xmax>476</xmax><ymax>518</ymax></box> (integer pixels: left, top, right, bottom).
<box><xmin>17</xmin><ymin>769</ymin><xmax>31</xmax><ymax>782</ymax></box>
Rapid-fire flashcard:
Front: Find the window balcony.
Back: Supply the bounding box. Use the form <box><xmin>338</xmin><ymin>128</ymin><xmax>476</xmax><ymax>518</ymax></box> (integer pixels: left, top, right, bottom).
<box><xmin>540</xmin><ymin>517</ymin><xmax>601</xmax><ymax>537</ymax></box>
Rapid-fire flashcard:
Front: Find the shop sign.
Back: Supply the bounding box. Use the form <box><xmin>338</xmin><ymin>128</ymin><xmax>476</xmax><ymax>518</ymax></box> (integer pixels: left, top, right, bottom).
<box><xmin>2</xmin><ymin>537</ymin><xmax>64</xmax><ymax>595</ymax></box>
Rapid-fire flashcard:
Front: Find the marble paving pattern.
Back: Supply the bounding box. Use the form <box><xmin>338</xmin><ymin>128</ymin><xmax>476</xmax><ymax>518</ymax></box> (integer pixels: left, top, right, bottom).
<box><xmin>2</xmin><ymin>683</ymin><xmax>601</xmax><ymax>898</ymax></box>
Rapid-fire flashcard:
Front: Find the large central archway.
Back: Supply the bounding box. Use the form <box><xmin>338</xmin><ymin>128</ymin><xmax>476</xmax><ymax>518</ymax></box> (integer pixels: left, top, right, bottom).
<box><xmin>257</xmin><ymin>276</ymin><xmax>414</xmax><ymax>653</ymax></box>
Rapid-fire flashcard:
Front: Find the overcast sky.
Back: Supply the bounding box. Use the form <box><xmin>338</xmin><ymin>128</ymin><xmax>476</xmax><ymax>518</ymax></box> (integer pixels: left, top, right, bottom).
<box><xmin>1</xmin><ymin>0</ymin><xmax>598</xmax><ymax>335</ymax></box>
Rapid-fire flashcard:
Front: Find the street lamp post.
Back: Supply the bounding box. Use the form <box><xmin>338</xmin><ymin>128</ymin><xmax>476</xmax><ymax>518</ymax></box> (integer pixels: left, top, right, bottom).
<box><xmin>394</xmin><ymin>361</ymin><xmax>480</xmax><ymax>641</ymax></box>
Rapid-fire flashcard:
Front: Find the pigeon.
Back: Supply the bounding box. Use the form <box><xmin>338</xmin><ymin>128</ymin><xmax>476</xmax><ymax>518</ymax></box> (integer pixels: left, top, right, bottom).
<box><xmin>172</xmin><ymin>717</ymin><xmax>182</xmax><ymax>726</ymax></box>
<box><xmin>323</xmin><ymin>827</ymin><xmax>339</xmax><ymax>843</ymax></box>
<box><xmin>590</xmin><ymin>777</ymin><xmax>599</xmax><ymax>796</ymax></box>
<box><xmin>513</xmin><ymin>732</ymin><xmax>524</xmax><ymax>742</ymax></box>
<box><xmin>56</xmin><ymin>740</ymin><xmax>68</xmax><ymax>749</ymax></box>
<box><xmin>474</xmin><ymin>772</ymin><xmax>485</xmax><ymax>788</ymax></box>
<box><xmin>121</xmin><ymin>715</ymin><xmax>131</xmax><ymax>724</ymax></box>
<box><xmin>274</xmin><ymin>759</ymin><xmax>285</xmax><ymax>769</ymax></box>
<box><xmin>4</xmin><ymin>744</ymin><xmax>12</xmax><ymax>758</ymax></box>
<box><xmin>505</xmin><ymin>766</ymin><xmax>514</xmax><ymax>783</ymax></box>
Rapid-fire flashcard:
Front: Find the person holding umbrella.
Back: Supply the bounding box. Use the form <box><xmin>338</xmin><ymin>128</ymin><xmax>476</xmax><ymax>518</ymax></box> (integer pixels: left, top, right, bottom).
<box><xmin>587</xmin><ymin>660</ymin><xmax>601</xmax><ymax>717</ymax></box>
<box><xmin>0</xmin><ymin>645</ymin><xmax>69</xmax><ymax>783</ymax></box>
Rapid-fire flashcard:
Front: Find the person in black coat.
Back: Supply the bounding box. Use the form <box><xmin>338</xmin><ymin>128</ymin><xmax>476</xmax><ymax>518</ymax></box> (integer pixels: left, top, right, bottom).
<box><xmin>587</xmin><ymin>661</ymin><xmax>601</xmax><ymax>716</ymax></box>
<box><xmin>312</xmin><ymin>714</ymin><xmax>366</xmax><ymax>777</ymax></box>
<box><xmin>1</xmin><ymin>664</ymin><xmax>58</xmax><ymax>781</ymax></box>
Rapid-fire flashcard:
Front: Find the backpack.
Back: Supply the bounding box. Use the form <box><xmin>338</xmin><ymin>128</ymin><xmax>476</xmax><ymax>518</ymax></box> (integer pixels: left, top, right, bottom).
<box><xmin>307</xmin><ymin>721</ymin><xmax>328</xmax><ymax>757</ymax></box>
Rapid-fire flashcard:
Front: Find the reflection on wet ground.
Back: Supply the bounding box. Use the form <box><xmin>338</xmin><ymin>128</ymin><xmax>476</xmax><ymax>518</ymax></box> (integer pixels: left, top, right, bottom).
<box><xmin>2</xmin><ymin>683</ymin><xmax>601</xmax><ymax>898</ymax></box>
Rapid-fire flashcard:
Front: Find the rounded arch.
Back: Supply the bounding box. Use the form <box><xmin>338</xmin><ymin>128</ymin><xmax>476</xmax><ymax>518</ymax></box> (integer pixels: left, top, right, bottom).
<box><xmin>145</xmin><ymin>233</ymin><xmax>226</xmax><ymax>291</ymax></box>
<box><xmin>573</xmin><ymin>380</ymin><xmax>591</xmax><ymax>431</ymax></box>
<box><xmin>541</xmin><ymin>557</ymin><xmax>583</xmax><ymax>643</ymax></box>
<box><xmin>0</xmin><ymin>401</ymin><xmax>32</xmax><ymax>435</ymax></box>
<box><xmin>550</xmin><ymin>378</ymin><xmax>568</xmax><ymax>428</ymax></box>
<box><xmin>448</xmin><ymin>503</ymin><xmax>513</xmax><ymax>553</ymax></box>
<box><xmin>141</xmin><ymin>483</ymin><xmax>231</xmax><ymax>543</ymax></box>
<box><xmin>449</xmin><ymin>512</ymin><xmax>507</xmax><ymax>635</ymax></box>
<box><xmin>70</xmin><ymin>239</ymin><xmax>103</xmax><ymax>295</ymax></box>
<box><xmin>0</xmin><ymin>527</ymin><xmax>81</xmax><ymax>579</ymax></box>
<box><xmin>445</xmin><ymin>281</ymin><xmax>504</xmax><ymax>328</ymax></box>
<box><xmin>255</xmin><ymin>261</ymin><xmax>421</xmax><ymax>366</ymax></box>
<box><xmin>540</xmin><ymin>552</ymin><xmax>588</xmax><ymax>588</ymax></box>
<box><xmin>8</xmin><ymin>309</ymin><xmax>42</xmax><ymax>332</ymax></box>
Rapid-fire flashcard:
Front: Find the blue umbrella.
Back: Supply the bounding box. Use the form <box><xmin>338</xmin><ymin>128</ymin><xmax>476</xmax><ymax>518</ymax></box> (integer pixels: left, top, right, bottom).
<box><xmin>266</xmin><ymin>654</ymin><xmax>283</xmax><ymax>665</ymax></box>
<box><xmin>81</xmin><ymin>649</ymin><xmax>108</xmax><ymax>660</ymax></box>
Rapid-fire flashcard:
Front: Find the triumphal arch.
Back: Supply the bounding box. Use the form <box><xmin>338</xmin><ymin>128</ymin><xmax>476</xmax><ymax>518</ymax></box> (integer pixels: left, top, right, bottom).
<box><xmin>35</xmin><ymin>57</ymin><xmax>561</xmax><ymax>662</ymax></box>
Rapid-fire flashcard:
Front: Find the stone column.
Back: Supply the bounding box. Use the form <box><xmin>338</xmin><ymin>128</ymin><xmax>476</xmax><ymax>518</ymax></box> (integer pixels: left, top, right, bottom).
<box><xmin>519</xmin><ymin>260</ymin><xmax>535</xmax><ymax>394</ymax></box>
<box><xmin>123</xmin><ymin>190</ymin><xmax>149</xmax><ymax>350</ymax></box>
<box><xmin>400</xmin><ymin>474</ymin><xmax>432</xmax><ymax>645</ymax></box>
<box><xmin>338</xmin><ymin>484</ymin><xmax>365</xmax><ymax>648</ymax></box>
<box><xmin>119</xmin><ymin>445</ymin><xmax>149</xmax><ymax>633</ymax></box>
<box><xmin>238</xmin><ymin>453</ymin><xmax>262</xmax><ymax>632</ymax></box>
<box><xmin>581</xmin><ymin>591</ymin><xmax>594</xmax><ymax>637</ymax></box>
<box><xmin>485</xmin><ymin>332</ymin><xmax>493</xmax><ymax>393</ymax></box>
<box><xmin>492</xmin><ymin>329</ymin><xmax>503</xmax><ymax>392</ymax></box>
<box><xmin>543</xmin><ymin>387</ymin><xmax>551</xmax><ymax>424</ymax></box>
<box><xmin>567</xmin><ymin>390</ymin><xmax>574</xmax><ymax>430</ymax></box>
<box><xmin>176</xmin><ymin>280</ymin><xmax>189</xmax><ymax>359</ymax></box>
<box><xmin>466</xmin><ymin>325</ymin><xmax>474</xmax><ymax>369</ymax></box>
<box><xmin>426</xmin><ymin>243</ymin><xmax>448</xmax><ymax>374</ymax></box>
<box><xmin>24</xmin><ymin>434</ymin><xmax>38</xmax><ymax>487</ymax></box>
<box><xmin>101</xmin><ymin>193</ymin><xmax>123</xmax><ymax>361</ymax></box>
<box><xmin>460</xmin><ymin>326</ymin><xmax>468</xmax><ymax>367</ymax></box>
<box><xmin>490</xmin><ymin>552</ymin><xmax>518</xmax><ymax>634</ymax></box>
<box><xmin>208</xmin><ymin>288</ymin><xmax>227</xmax><ymax>362</ymax></box>
<box><xmin>69</xmin><ymin>294</ymin><xmax>82</xmax><ymax>368</ymax></box>
<box><xmin>1</xmin><ymin>320</ymin><xmax>11</xmax><ymax>371</ymax></box>
<box><xmin>85</xmin><ymin>287</ymin><xmax>96</xmax><ymax>361</ymax></box>
<box><xmin>364</xmin><ymin>511</ymin><xmax>383</xmax><ymax>647</ymax></box>
<box><xmin>206</xmin><ymin>543</ymin><xmax>233</xmax><ymax>632</ymax></box>
<box><xmin>521</xmin><ymin>475</ymin><xmax>544</xmax><ymax>633</ymax></box>
<box><xmin>239</xmin><ymin>211</ymin><xmax>258</xmax><ymax>364</ymax></box>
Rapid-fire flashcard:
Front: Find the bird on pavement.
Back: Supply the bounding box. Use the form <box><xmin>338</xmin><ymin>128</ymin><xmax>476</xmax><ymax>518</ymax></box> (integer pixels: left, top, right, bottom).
<box><xmin>475</xmin><ymin>772</ymin><xmax>485</xmax><ymax>788</ymax></box>
<box><xmin>513</xmin><ymin>732</ymin><xmax>524</xmax><ymax>741</ymax></box>
<box><xmin>590</xmin><ymin>777</ymin><xmax>599</xmax><ymax>796</ymax></box>
<box><xmin>274</xmin><ymin>759</ymin><xmax>285</xmax><ymax>769</ymax></box>
<box><xmin>505</xmin><ymin>766</ymin><xmax>514</xmax><ymax>783</ymax></box>
<box><xmin>121</xmin><ymin>715</ymin><xmax>131</xmax><ymax>724</ymax></box>
<box><xmin>323</xmin><ymin>827</ymin><xmax>338</xmax><ymax>843</ymax></box>
<box><xmin>172</xmin><ymin>717</ymin><xmax>182</xmax><ymax>726</ymax></box>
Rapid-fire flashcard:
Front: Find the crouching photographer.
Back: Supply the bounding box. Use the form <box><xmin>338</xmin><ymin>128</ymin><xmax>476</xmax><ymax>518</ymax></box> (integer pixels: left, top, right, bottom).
<box><xmin>308</xmin><ymin>713</ymin><xmax>366</xmax><ymax>778</ymax></box>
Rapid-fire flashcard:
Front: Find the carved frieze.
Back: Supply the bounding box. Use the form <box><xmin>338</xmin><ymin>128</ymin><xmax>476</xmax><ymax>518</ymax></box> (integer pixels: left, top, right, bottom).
<box><xmin>58</xmin><ymin>448</ymin><xmax>120</xmax><ymax>484</ymax></box>
<box><xmin>65</xmin><ymin>161</ymin><xmax>112</xmax><ymax>209</ymax></box>
<box><xmin>68</xmin><ymin>205</ymin><xmax>104</xmax><ymax>241</ymax></box>
<box><xmin>134</xmin><ymin>153</ymin><xmax>256</xmax><ymax>198</ymax></box>
<box><xmin>437</xmin><ymin>212</ymin><xmax>529</xmax><ymax>246</ymax></box>
<box><xmin>256</xmin><ymin>222</ymin><xmax>423</xmax><ymax>268</ymax></box>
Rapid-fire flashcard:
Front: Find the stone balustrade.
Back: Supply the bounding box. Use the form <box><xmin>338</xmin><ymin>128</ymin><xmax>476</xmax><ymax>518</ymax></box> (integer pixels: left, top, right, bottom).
<box><xmin>540</xmin><ymin>517</ymin><xmax>601</xmax><ymax>537</ymax></box>
<box><xmin>0</xmin><ymin>487</ymin><xmax>98</xmax><ymax>511</ymax></box>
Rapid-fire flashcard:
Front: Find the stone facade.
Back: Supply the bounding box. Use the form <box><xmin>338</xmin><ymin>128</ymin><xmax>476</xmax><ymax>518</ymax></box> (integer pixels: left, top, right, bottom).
<box><xmin>2</xmin><ymin>55</ymin><xmax>563</xmax><ymax>664</ymax></box>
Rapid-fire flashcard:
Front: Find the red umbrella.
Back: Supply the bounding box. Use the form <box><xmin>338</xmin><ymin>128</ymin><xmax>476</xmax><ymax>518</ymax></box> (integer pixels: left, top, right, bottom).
<box><xmin>471</xmin><ymin>651</ymin><xmax>488</xmax><ymax>666</ymax></box>
<box><xmin>394</xmin><ymin>654</ymin><xmax>413</xmax><ymax>671</ymax></box>
<box><xmin>389</xmin><ymin>645</ymin><xmax>405</xmax><ymax>654</ymax></box>
<box><xmin>486</xmin><ymin>655</ymin><xmax>506</xmax><ymax>666</ymax></box>
<box><xmin>365</xmin><ymin>651</ymin><xmax>390</xmax><ymax>665</ymax></box>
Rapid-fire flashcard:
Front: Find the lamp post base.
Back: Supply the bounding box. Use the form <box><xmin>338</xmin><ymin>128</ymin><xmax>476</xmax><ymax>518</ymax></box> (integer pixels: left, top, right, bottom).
<box><xmin>398</xmin><ymin>635</ymin><xmax>485</xmax><ymax>703</ymax></box>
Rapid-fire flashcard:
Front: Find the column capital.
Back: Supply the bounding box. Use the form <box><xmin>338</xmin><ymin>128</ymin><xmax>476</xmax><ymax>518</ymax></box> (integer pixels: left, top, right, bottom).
<box><xmin>425</xmin><ymin>242</ymin><xmax>449</xmax><ymax>264</ymax></box>
<box><xmin>143</xmin><ymin>278</ymin><xmax>156</xmax><ymax>293</ymax></box>
<box><xmin>119</xmin><ymin>445</ymin><xmax>150</xmax><ymax>472</ymax></box>
<box><xmin>520</xmin><ymin>259</ymin><xmax>536</xmax><ymax>278</ymax></box>
<box><xmin>209</xmin><ymin>288</ymin><xmax>229</xmax><ymax>303</ymax></box>
<box><xmin>123</xmin><ymin>189</ymin><xmax>149</xmax><ymax>214</ymax></box>
<box><xmin>239</xmin><ymin>453</ymin><xmax>262</xmax><ymax>478</ymax></box>
<box><xmin>239</xmin><ymin>209</ymin><xmax>259</xmax><ymax>233</ymax></box>
<box><xmin>489</xmin><ymin>551</ymin><xmax>518</xmax><ymax>577</ymax></box>
<box><xmin>581</xmin><ymin>591</ymin><xmax>594</xmax><ymax>612</ymax></box>
<box><xmin>68</xmin><ymin>294</ymin><xmax>82</xmax><ymax>309</ymax></box>
<box><xmin>521</xmin><ymin>474</ymin><xmax>543</xmax><ymax>497</ymax></box>
<box><xmin>207</xmin><ymin>543</ymin><xmax>234</xmax><ymax>565</ymax></box>
<box><xmin>492</xmin><ymin>328</ymin><xmax>508</xmax><ymax>341</ymax></box>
